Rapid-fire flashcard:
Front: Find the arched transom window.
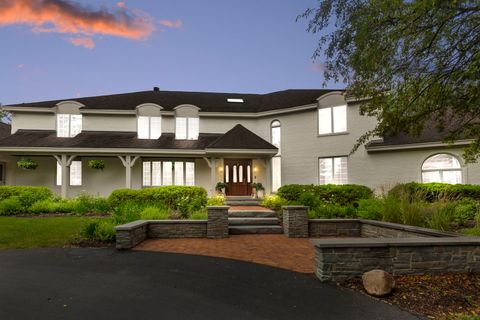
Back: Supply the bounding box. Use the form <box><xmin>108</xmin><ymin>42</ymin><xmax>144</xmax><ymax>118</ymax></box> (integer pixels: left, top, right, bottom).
<box><xmin>421</xmin><ymin>154</ymin><xmax>462</xmax><ymax>184</ymax></box>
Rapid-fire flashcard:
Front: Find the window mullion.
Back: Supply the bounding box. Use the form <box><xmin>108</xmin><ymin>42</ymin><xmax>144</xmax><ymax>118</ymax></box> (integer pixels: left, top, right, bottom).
<box><xmin>331</xmin><ymin>107</ymin><xmax>334</xmax><ymax>133</ymax></box>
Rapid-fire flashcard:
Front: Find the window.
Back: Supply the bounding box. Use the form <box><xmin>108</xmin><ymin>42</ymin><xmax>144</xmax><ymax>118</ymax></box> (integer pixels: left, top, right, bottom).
<box><xmin>56</xmin><ymin>161</ymin><xmax>82</xmax><ymax>186</ymax></box>
<box><xmin>271</xmin><ymin>120</ymin><xmax>281</xmax><ymax>191</ymax></box>
<box><xmin>422</xmin><ymin>154</ymin><xmax>462</xmax><ymax>184</ymax></box>
<box><xmin>175</xmin><ymin>117</ymin><xmax>199</xmax><ymax>140</ymax></box>
<box><xmin>319</xmin><ymin>157</ymin><xmax>348</xmax><ymax>184</ymax></box>
<box><xmin>57</xmin><ymin>114</ymin><xmax>82</xmax><ymax>137</ymax></box>
<box><xmin>137</xmin><ymin>116</ymin><xmax>161</xmax><ymax>139</ymax></box>
<box><xmin>318</xmin><ymin>105</ymin><xmax>347</xmax><ymax>135</ymax></box>
<box><xmin>143</xmin><ymin>160</ymin><xmax>195</xmax><ymax>186</ymax></box>
<box><xmin>272</xmin><ymin>157</ymin><xmax>281</xmax><ymax>192</ymax></box>
<box><xmin>0</xmin><ymin>162</ymin><xmax>6</xmax><ymax>185</ymax></box>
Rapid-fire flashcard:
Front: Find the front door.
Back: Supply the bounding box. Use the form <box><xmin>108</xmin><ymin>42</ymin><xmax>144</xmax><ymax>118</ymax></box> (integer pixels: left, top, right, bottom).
<box><xmin>224</xmin><ymin>159</ymin><xmax>252</xmax><ymax>196</ymax></box>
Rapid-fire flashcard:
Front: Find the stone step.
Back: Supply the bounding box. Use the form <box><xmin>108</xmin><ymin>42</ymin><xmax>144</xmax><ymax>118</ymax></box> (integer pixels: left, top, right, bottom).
<box><xmin>226</xmin><ymin>200</ymin><xmax>262</xmax><ymax>206</ymax></box>
<box><xmin>226</xmin><ymin>196</ymin><xmax>256</xmax><ymax>200</ymax></box>
<box><xmin>228</xmin><ymin>217</ymin><xmax>279</xmax><ymax>226</ymax></box>
<box><xmin>229</xmin><ymin>210</ymin><xmax>276</xmax><ymax>218</ymax></box>
<box><xmin>229</xmin><ymin>225</ymin><xmax>283</xmax><ymax>235</ymax></box>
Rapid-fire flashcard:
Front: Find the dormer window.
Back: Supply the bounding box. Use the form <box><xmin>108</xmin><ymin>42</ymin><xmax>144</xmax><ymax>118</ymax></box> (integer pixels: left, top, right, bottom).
<box><xmin>137</xmin><ymin>116</ymin><xmax>162</xmax><ymax>139</ymax></box>
<box><xmin>57</xmin><ymin>114</ymin><xmax>82</xmax><ymax>137</ymax></box>
<box><xmin>318</xmin><ymin>105</ymin><xmax>347</xmax><ymax>135</ymax></box>
<box><xmin>175</xmin><ymin>117</ymin><xmax>199</xmax><ymax>140</ymax></box>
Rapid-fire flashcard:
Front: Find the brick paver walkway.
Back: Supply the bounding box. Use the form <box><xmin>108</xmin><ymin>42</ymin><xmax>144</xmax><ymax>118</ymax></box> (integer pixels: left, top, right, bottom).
<box><xmin>134</xmin><ymin>235</ymin><xmax>315</xmax><ymax>274</ymax></box>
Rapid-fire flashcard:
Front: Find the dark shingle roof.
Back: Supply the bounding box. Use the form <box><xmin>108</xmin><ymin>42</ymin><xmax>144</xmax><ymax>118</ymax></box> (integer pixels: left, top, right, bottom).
<box><xmin>0</xmin><ymin>123</ymin><xmax>11</xmax><ymax>139</ymax></box>
<box><xmin>207</xmin><ymin>125</ymin><xmax>277</xmax><ymax>150</ymax></box>
<box><xmin>7</xmin><ymin>89</ymin><xmax>340</xmax><ymax>113</ymax></box>
<box><xmin>0</xmin><ymin>126</ymin><xmax>277</xmax><ymax>151</ymax></box>
<box><xmin>0</xmin><ymin>130</ymin><xmax>222</xmax><ymax>150</ymax></box>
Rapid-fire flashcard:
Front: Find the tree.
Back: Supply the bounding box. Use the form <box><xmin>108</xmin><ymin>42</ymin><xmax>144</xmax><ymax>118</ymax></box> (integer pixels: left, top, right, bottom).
<box><xmin>299</xmin><ymin>0</ymin><xmax>480</xmax><ymax>161</ymax></box>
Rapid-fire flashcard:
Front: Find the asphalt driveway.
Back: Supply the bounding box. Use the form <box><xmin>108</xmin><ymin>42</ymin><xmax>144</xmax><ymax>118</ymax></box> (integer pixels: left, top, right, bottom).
<box><xmin>0</xmin><ymin>248</ymin><xmax>420</xmax><ymax>320</ymax></box>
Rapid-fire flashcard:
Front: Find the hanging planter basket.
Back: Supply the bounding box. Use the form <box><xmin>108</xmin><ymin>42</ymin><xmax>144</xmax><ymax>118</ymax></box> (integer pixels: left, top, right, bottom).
<box><xmin>88</xmin><ymin>160</ymin><xmax>105</xmax><ymax>170</ymax></box>
<box><xmin>17</xmin><ymin>158</ymin><xmax>38</xmax><ymax>170</ymax></box>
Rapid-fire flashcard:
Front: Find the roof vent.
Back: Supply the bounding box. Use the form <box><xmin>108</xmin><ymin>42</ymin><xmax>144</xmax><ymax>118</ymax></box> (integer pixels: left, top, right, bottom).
<box><xmin>227</xmin><ymin>98</ymin><xmax>244</xmax><ymax>103</ymax></box>
<box><xmin>153</xmin><ymin>87</ymin><xmax>160</xmax><ymax>92</ymax></box>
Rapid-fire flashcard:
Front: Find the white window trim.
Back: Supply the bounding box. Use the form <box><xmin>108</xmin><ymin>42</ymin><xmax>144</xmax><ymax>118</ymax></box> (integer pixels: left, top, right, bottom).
<box><xmin>175</xmin><ymin>117</ymin><xmax>199</xmax><ymax>140</ymax></box>
<box><xmin>56</xmin><ymin>160</ymin><xmax>82</xmax><ymax>186</ymax></box>
<box><xmin>318</xmin><ymin>156</ymin><xmax>348</xmax><ymax>185</ymax></box>
<box><xmin>137</xmin><ymin>116</ymin><xmax>162</xmax><ymax>139</ymax></box>
<box><xmin>56</xmin><ymin>114</ymin><xmax>82</xmax><ymax>138</ymax></box>
<box><xmin>142</xmin><ymin>160</ymin><xmax>195</xmax><ymax>186</ymax></box>
<box><xmin>317</xmin><ymin>105</ymin><xmax>347</xmax><ymax>136</ymax></box>
<box><xmin>421</xmin><ymin>154</ymin><xmax>463</xmax><ymax>184</ymax></box>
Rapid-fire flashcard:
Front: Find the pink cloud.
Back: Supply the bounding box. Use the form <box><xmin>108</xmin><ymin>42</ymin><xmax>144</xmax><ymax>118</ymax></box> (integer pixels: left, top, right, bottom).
<box><xmin>17</xmin><ymin>64</ymin><xmax>24</xmax><ymax>68</ymax></box>
<box><xmin>117</xmin><ymin>2</ymin><xmax>126</xmax><ymax>8</ymax></box>
<box><xmin>159</xmin><ymin>19</ymin><xmax>182</xmax><ymax>29</ymax></box>
<box><xmin>311</xmin><ymin>62</ymin><xmax>328</xmax><ymax>73</ymax></box>
<box><xmin>0</xmin><ymin>0</ymin><xmax>155</xmax><ymax>42</ymax></box>
<box><xmin>69</xmin><ymin>37</ymin><xmax>95</xmax><ymax>49</ymax></box>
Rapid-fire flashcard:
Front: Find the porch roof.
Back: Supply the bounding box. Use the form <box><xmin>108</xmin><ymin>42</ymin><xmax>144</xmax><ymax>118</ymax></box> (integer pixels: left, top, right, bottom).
<box><xmin>0</xmin><ymin>125</ymin><xmax>278</xmax><ymax>155</ymax></box>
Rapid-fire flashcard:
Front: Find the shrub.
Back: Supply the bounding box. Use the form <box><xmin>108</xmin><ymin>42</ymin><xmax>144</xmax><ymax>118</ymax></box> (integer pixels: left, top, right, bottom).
<box><xmin>277</xmin><ymin>184</ymin><xmax>372</xmax><ymax>206</ymax></box>
<box><xmin>112</xmin><ymin>202</ymin><xmax>142</xmax><ymax>225</ymax></box>
<box><xmin>0</xmin><ymin>197</ymin><xmax>23</xmax><ymax>216</ymax></box>
<box><xmin>82</xmin><ymin>220</ymin><xmax>115</xmax><ymax>242</ymax></box>
<box><xmin>462</xmin><ymin>226</ymin><xmax>480</xmax><ymax>237</ymax></box>
<box><xmin>88</xmin><ymin>160</ymin><xmax>105</xmax><ymax>170</ymax></box>
<box><xmin>427</xmin><ymin>202</ymin><xmax>455</xmax><ymax>231</ymax></box>
<box><xmin>452</xmin><ymin>199</ymin><xmax>479</xmax><ymax>225</ymax></box>
<box><xmin>140</xmin><ymin>207</ymin><xmax>170</xmax><ymax>220</ymax></box>
<box><xmin>0</xmin><ymin>186</ymin><xmax>53</xmax><ymax>208</ymax></box>
<box><xmin>262</xmin><ymin>195</ymin><xmax>288</xmax><ymax>211</ymax></box>
<box><xmin>207</xmin><ymin>195</ymin><xmax>225</xmax><ymax>206</ymax></box>
<box><xmin>16</xmin><ymin>158</ymin><xmax>38</xmax><ymax>170</ymax></box>
<box><xmin>108</xmin><ymin>186</ymin><xmax>207</xmax><ymax>213</ymax></box>
<box><xmin>389</xmin><ymin>182</ymin><xmax>480</xmax><ymax>202</ymax></box>
<box><xmin>190</xmin><ymin>209</ymin><xmax>208</xmax><ymax>220</ymax></box>
<box><xmin>73</xmin><ymin>193</ymin><xmax>110</xmax><ymax>214</ymax></box>
<box><xmin>381</xmin><ymin>195</ymin><xmax>402</xmax><ymax>224</ymax></box>
<box><xmin>308</xmin><ymin>204</ymin><xmax>357</xmax><ymax>219</ymax></box>
<box><xmin>357</xmin><ymin>198</ymin><xmax>383</xmax><ymax>220</ymax></box>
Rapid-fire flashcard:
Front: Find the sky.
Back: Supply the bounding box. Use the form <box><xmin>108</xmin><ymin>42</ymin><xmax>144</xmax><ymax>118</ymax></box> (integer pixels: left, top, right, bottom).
<box><xmin>0</xmin><ymin>0</ymin><xmax>343</xmax><ymax>105</ymax></box>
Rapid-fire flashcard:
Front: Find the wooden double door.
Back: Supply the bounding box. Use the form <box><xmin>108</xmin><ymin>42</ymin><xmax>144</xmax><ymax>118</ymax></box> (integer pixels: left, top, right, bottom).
<box><xmin>224</xmin><ymin>159</ymin><xmax>252</xmax><ymax>196</ymax></box>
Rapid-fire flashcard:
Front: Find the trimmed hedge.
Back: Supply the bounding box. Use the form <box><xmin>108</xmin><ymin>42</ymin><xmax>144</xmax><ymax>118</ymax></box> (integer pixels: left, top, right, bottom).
<box><xmin>108</xmin><ymin>186</ymin><xmax>208</xmax><ymax>214</ymax></box>
<box><xmin>277</xmin><ymin>184</ymin><xmax>373</xmax><ymax>206</ymax></box>
<box><xmin>389</xmin><ymin>182</ymin><xmax>480</xmax><ymax>202</ymax></box>
<box><xmin>0</xmin><ymin>186</ymin><xmax>53</xmax><ymax>208</ymax></box>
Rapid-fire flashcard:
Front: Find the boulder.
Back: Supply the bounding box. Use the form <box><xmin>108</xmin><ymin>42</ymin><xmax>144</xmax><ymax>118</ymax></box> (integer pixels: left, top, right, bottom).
<box><xmin>362</xmin><ymin>269</ymin><xmax>395</xmax><ymax>297</ymax></box>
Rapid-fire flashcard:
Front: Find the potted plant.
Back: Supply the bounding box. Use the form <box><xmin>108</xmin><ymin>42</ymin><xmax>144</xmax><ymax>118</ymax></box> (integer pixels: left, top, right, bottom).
<box><xmin>88</xmin><ymin>159</ymin><xmax>105</xmax><ymax>170</ymax></box>
<box><xmin>17</xmin><ymin>158</ymin><xmax>38</xmax><ymax>170</ymax></box>
<box><xmin>215</xmin><ymin>182</ymin><xmax>227</xmax><ymax>195</ymax></box>
<box><xmin>252</xmin><ymin>182</ymin><xmax>265</xmax><ymax>199</ymax></box>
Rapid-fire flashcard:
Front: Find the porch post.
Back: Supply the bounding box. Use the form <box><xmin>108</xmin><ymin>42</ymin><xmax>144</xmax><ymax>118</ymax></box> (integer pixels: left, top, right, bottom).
<box><xmin>265</xmin><ymin>157</ymin><xmax>272</xmax><ymax>195</ymax></box>
<box><xmin>210</xmin><ymin>158</ymin><xmax>216</xmax><ymax>196</ymax></box>
<box><xmin>118</xmin><ymin>155</ymin><xmax>140</xmax><ymax>189</ymax></box>
<box><xmin>53</xmin><ymin>155</ymin><xmax>76</xmax><ymax>198</ymax></box>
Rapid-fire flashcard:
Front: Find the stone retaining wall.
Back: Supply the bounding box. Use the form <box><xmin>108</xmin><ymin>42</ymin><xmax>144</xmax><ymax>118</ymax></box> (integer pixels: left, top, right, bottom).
<box><xmin>308</xmin><ymin>219</ymin><xmax>361</xmax><ymax>237</ymax></box>
<box><xmin>148</xmin><ymin>221</ymin><xmax>207</xmax><ymax>238</ymax></box>
<box><xmin>115</xmin><ymin>206</ymin><xmax>229</xmax><ymax>249</ymax></box>
<box><xmin>361</xmin><ymin>220</ymin><xmax>455</xmax><ymax>238</ymax></box>
<box><xmin>313</xmin><ymin>237</ymin><xmax>480</xmax><ymax>281</ymax></box>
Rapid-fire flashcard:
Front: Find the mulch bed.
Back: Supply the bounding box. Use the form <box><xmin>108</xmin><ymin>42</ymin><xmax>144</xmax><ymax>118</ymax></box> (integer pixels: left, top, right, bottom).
<box><xmin>340</xmin><ymin>273</ymin><xmax>480</xmax><ymax>319</ymax></box>
<box><xmin>67</xmin><ymin>239</ymin><xmax>115</xmax><ymax>248</ymax></box>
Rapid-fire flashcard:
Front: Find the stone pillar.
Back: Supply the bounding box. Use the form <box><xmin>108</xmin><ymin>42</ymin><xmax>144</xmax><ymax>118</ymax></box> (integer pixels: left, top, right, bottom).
<box><xmin>207</xmin><ymin>206</ymin><xmax>229</xmax><ymax>239</ymax></box>
<box><xmin>282</xmin><ymin>206</ymin><xmax>308</xmax><ymax>238</ymax></box>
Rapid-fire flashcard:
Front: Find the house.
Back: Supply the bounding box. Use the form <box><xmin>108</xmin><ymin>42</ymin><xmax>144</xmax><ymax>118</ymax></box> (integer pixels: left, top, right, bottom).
<box><xmin>0</xmin><ymin>88</ymin><xmax>478</xmax><ymax>198</ymax></box>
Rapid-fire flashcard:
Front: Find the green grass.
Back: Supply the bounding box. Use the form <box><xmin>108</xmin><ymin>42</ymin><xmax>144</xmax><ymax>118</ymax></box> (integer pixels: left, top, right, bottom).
<box><xmin>0</xmin><ymin>216</ymin><xmax>101</xmax><ymax>249</ymax></box>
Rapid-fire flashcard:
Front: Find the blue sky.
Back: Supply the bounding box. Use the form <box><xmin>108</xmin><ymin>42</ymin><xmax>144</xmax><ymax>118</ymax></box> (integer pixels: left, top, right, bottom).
<box><xmin>0</xmin><ymin>0</ymin><xmax>343</xmax><ymax>105</ymax></box>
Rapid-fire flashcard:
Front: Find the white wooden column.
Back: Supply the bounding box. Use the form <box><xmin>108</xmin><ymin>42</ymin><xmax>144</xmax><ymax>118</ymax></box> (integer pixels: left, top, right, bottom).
<box><xmin>203</xmin><ymin>157</ymin><xmax>216</xmax><ymax>196</ymax></box>
<box><xmin>53</xmin><ymin>155</ymin><xmax>77</xmax><ymax>198</ymax></box>
<box><xmin>118</xmin><ymin>155</ymin><xmax>140</xmax><ymax>189</ymax></box>
<box><xmin>265</xmin><ymin>157</ymin><xmax>272</xmax><ymax>195</ymax></box>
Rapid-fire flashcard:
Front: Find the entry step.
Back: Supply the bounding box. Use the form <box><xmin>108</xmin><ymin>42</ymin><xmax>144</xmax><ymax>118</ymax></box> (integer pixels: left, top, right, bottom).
<box><xmin>229</xmin><ymin>225</ymin><xmax>283</xmax><ymax>235</ymax></box>
<box><xmin>228</xmin><ymin>217</ymin><xmax>279</xmax><ymax>226</ymax></box>
<box><xmin>229</xmin><ymin>210</ymin><xmax>276</xmax><ymax>218</ymax></box>
<box><xmin>226</xmin><ymin>200</ymin><xmax>262</xmax><ymax>206</ymax></box>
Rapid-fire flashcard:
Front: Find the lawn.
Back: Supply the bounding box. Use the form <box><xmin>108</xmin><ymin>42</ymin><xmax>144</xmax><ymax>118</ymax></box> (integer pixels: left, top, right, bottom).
<box><xmin>0</xmin><ymin>216</ymin><xmax>101</xmax><ymax>249</ymax></box>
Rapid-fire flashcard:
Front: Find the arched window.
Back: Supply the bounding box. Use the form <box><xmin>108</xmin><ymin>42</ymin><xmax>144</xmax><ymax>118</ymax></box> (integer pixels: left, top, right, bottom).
<box><xmin>422</xmin><ymin>154</ymin><xmax>462</xmax><ymax>184</ymax></box>
<box><xmin>271</xmin><ymin>120</ymin><xmax>281</xmax><ymax>192</ymax></box>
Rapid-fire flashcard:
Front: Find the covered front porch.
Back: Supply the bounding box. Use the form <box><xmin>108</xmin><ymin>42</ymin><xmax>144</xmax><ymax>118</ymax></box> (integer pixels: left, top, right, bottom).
<box><xmin>0</xmin><ymin>152</ymin><xmax>274</xmax><ymax>198</ymax></box>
